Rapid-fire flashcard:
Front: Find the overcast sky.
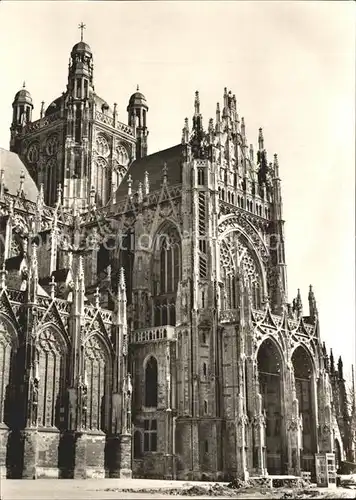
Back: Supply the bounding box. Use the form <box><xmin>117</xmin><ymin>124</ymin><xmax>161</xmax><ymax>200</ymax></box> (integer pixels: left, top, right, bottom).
<box><xmin>0</xmin><ymin>1</ymin><xmax>355</xmax><ymax>373</ymax></box>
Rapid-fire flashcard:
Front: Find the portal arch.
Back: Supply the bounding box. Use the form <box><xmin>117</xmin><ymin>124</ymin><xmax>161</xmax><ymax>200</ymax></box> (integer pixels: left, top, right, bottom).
<box><xmin>257</xmin><ymin>337</ymin><xmax>286</xmax><ymax>474</ymax></box>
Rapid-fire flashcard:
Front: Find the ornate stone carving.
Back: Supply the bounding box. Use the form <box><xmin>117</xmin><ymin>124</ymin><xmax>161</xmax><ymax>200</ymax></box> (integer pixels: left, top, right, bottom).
<box><xmin>95</xmin><ymin>135</ymin><xmax>110</xmax><ymax>157</ymax></box>
<box><xmin>27</xmin><ymin>142</ymin><xmax>40</xmax><ymax>164</ymax></box>
<box><xmin>45</xmin><ymin>134</ymin><xmax>59</xmax><ymax>156</ymax></box>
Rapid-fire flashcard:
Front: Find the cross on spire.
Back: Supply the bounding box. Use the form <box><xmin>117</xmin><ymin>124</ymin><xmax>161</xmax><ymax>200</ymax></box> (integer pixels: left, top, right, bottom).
<box><xmin>78</xmin><ymin>22</ymin><xmax>86</xmax><ymax>42</ymax></box>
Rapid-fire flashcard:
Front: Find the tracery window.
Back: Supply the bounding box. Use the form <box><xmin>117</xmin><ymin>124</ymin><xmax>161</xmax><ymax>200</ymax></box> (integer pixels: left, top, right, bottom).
<box><xmin>152</xmin><ymin>228</ymin><xmax>181</xmax><ymax>326</ymax></box>
<box><xmin>37</xmin><ymin>328</ymin><xmax>66</xmax><ymax>429</ymax></box>
<box><xmin>94</xmin><ymin>157</ymin><xmax>110</xmax><ymax>206</ymax></box>
<box><xmin>83</xmin><ymin>334</ymin><xmax>108</xmax><ymax>432</ymax></box>
<box><xmin>96</xmin><ymin>135</ymin><xmax>110</xmax><ymax>157</ymax></box>
<box><xmin>116</xmin><ymin>144</ymin><xmax>129</xmax><ymax>166</ymax></box>
<box><xmin>220</xmin><ymin>234</ymin><xmax>263</xmax><ymax>310</ymax></box>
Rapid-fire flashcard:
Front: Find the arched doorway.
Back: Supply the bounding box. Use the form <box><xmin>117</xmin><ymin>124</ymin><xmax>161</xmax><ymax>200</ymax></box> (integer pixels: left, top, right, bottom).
<box><xmin>258</xmin><ymin>338</ymin><xmax>285</xmax><ymax>474</ymax></box>
<box><xmin>292</xmin><ymin>346</ymin><xmax>316</xmax><ymax>475</ymax></box>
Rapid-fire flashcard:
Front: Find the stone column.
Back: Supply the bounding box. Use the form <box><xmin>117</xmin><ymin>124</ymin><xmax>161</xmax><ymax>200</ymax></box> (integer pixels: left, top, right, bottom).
<box><xmin>236</xmin><ymin>415</ymin><xmax>249</xmax><ymax>480</ymax></box>
<box><xmin>252</xmin><ymin>395</ymin><xmax>267</xmax><ymax>476</ymax></box>
<box><xmin>0</xmin><ymin>424</ymin><xmax>9</xmax><ymax>478</ymax></box>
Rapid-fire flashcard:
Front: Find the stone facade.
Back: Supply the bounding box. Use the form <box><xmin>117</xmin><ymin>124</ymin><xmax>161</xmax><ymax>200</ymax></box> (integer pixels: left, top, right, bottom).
<box><xmin>0</xmin><ymin>34</ymin><xmax>353</xmax><ymax>480</ymax></box>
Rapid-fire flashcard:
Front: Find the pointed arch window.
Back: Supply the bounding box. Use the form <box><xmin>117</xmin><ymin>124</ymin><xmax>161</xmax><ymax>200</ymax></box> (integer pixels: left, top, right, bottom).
<box><xmin>36</xmin><ymin>328</ymin><xmax>66</xmax><ymax>429</ymax></box>
<box><xmin>153</xmin><ymin>227</ymin><xmax>181</xmax><ymax>326</ymax></box>
<box><xmin>95</xmin><ymin>157</ymin><xmax>109</xmax><ymax>206</ymax></box>
<box><xmin>145</xmin><ymin>356</ymin><xmax>158</xmax><ymax>408</ymax></box>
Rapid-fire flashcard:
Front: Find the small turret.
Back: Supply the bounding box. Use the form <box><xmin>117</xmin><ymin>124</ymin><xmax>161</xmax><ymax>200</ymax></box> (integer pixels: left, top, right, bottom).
<box><xmin>67</xmin><ymin>24</ymin><xmax>94</xmax><ymax>99</ymax></box>
<box><xmin>127</xmin><ymin>85</ymin><xmax>149</xmax><ymax>160</ymax></box>
<box><xmin>258</xmin><ymin>127</ymin><xmax>264</xmax><ymax>151</ymax></box>
<box><xmin>10</xmin><ymin>83</ymin><xmax>33</xmax><ymax>150</ymax></box>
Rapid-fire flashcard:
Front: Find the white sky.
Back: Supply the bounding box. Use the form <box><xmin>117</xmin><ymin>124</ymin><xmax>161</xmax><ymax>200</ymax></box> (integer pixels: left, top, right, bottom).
<box><xmin>0</xmin><ymin>1</ymin><xmax>355</xmax><ymax>373</ymax></box>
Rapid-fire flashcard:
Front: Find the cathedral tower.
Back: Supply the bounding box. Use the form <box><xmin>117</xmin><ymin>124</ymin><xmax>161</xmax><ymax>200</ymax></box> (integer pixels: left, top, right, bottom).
<box><xmin>62</xmin><ymin>27</ymin><xmax>94</xmax><ymax>210</ymax></box>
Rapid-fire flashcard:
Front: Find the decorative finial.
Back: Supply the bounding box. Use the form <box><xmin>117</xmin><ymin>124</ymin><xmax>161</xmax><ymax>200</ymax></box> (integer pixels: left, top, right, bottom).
<box><xmin>0</xmin><ymin>263</ymin><xmax>7</xmax><ymax>291</ymax></box>
<box><xmin>258</xmin><ymin>128</ymin><xmax>264</xmax><ymax>151</ymax></box>
<box><xmin>40</xmin><ymin>101</ymin><xmax>45</xmax><ymax>119</ymax></box>
<box><xmin>137</xmin><ymin>181</ymin><xmax>143</xmax><ymax>203</ymax></box>
<box><xmin>49</xmin><ymin>275</ymin><xmax>56</xmax><ymax>300</ymax></box>
<box><xmin>37</xmin><ymin>183</ymin><xmax>44</xmax><ymax>208</ymax></box>
<box><xmin>273</xmin><ymin>153</ymin><xmax>279</xmax><ymax>177</ymax></box>
<box><xmin>216</xmin><ymin>102</ymin><xmax>221</xmax><ymax>125</ymax></box>
<box><xmin>56</xmin><ymin>183</ymin><xmax>62</xmax><ymax>207</ymax></box>
<box><xmin>119</xmin><ymin>267</ymin><xmax>126</xmax><ymax>290</ymax></box>
<box><xmin>127</xmin><ymin>174</ymin><xmax>132</xmax><ymax>197</ymax></box>
<box><xmin>162</xmin><ymin>162</ymin><xmax>168</xmax><ymax>184</ymax></box>
<box><xmin>194</xmin><ymin>91</ymin><xmax>200</xmax><ymax>115</ymax></box>
<box><xmin>208</xmin><ymin>118</ymin><xmax>214</xmax><ymax>133</ymax></box>
<box><xmin>143</xmin><ymin>171</ymin><xmax>150</xmax><ymax>195</ymax></box>
<box><xmin>182</xmin><ymin>117</ymin><xmax>190</xmax><ymax>144</ymax></box>
<box><xmin>241</xmin><ymin>117</ymin><xmax>246</xmax><ymax>137</ymax></box>
<box><xmin>89</xmin><ymin>185</ymin><xmax>96</xmax><ymax>206</ymax></box>
<box><xmin>18</xmin><ymin>171</ymin><xmax>25</xmax><ymax>196</ymax></box>
<box><xmin>330</xmin><ymin>349</ymin><xmax>335</xmax><ymax>373</ymax></box>
<box><xmin>0</xmin><ymin>169</ymin><xmax>5</xmax><ymax>199</ymax></box>
<box><xmin>137</xmin><ymin>84</ymin><xmax>140</xmax><ymax>91</ymax></box>
<box><xmin>23</xmin><ymin>81</ymin><xmax>26</xmax><ymax>88</ymax></box>
<box><xmin>78</xmin><ymin>22</ymin><xmax>86</xmax><ymax>42</ymax></box>
<box><xmin>338</xmin><ymin>356</ymin><xmax>343</xmax><ymax>380</ymax></box>
<box><xmin>78</xmin><ymin>255</ymin><xmax>84</xmax><ymax>280</ymax></box>
<box><xmin>94</xmin><ymin>286</ymin><xmax>100</xmax><ymax>308</ymax></box>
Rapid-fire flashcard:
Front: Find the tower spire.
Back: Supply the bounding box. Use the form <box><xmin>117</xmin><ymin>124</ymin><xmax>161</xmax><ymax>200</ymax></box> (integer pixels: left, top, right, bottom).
<box><xmin>78</xmin><ymin>22</ymin><xmax>86</xmax><ymax>42</ymax></box>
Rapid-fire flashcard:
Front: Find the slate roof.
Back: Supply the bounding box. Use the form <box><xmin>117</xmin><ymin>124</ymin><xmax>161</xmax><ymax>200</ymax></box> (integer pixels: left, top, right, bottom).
<box><xmin>0</xmin><ymin>148</ymin><xmax>38</xmax><ymax>203</ymax></box>
<box><xmin>114</xmin><ymin>144</ymin><xmax>183</xmax><ymax>202</ymax></box>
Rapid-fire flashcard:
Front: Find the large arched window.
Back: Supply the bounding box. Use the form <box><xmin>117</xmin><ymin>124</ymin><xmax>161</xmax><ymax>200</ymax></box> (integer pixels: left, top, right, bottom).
<box><xmin>94</xmin><ymin>157</ymin><xmax>110</xmax><ymax>206</ymax></box>
<box><xmin>36</xmin><ymin>327</ymin><xmax>67</xmax><ymax>429</ymax></box>
<box><xmin>258</xmin><ymin>338</ymin><xmax>284</xmax><ymax>475</ymax></box>
<box><xmin>292</xmin><ymin>346</ymin><xmax>316</xmax><ymax>473</ymax></box>
<box><xmin>145</xmin><ymin>356</ymin><xmax>158</xmax><ymax>408</ymax></box>
<box><xmin>152</xmin><ymin>227</ymin><xmax>181</xmax><ymax>326</ymax></box>
<box><xmin>220</xmin><ymin>233</ymin><xmax>263</xmax><ymax>310</ymax></box>
<box><xmin>83</xmin><ymin>334</ymin><xmax>110</xmax><ymax>432</ymax></box>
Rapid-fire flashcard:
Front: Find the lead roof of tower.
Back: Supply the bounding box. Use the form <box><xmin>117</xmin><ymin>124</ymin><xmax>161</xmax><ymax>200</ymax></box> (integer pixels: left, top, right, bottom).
<box><xmin>0</xmin><ymin>148</ymin><xmax>38</xmax><ymax>203</ymax></box>
<box><xmin>13</xmin><ymin>87</ymin><xmax>33</xmax><ymax>105</ymax></box>
<box><xmin>128</xmin><ymin>89</ymin><xmax>148</xmax><ymax>108</ymax></box>
<box><xmin>71</xmin><ymin>41</ymin><xmax>92</xmax><ymax>55</ymax></box>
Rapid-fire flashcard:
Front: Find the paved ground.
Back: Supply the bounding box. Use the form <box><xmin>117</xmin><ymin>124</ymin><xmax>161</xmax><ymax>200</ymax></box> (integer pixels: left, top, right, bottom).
<box><xmin>0</xmin><ymin>478</ymin><xmax>217</xmax><ymax>500</ymax></box>
<box><xmin>1</xmin><ymin>477</ymin><xmax>356</xmax><ymax>500</ymax></box>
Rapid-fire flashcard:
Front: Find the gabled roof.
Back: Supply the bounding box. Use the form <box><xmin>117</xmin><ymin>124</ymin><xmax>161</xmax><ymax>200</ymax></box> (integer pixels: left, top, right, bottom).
<box><xmin>114</xmin><ymin>144</ymin><xmax>183</xmax><ymax>202</ymax></box>
<box><xmin>0</xmin><ymin>148</ymin><xmax>38</xmax><ymax>203</ymax></box>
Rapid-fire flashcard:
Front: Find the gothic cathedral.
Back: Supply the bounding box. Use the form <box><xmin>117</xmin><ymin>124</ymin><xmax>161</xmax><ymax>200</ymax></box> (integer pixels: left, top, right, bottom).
<box><xmin>0</xmin><ymin>34</ymin><xmax>353</xmax><ymax>480</ymax></box>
